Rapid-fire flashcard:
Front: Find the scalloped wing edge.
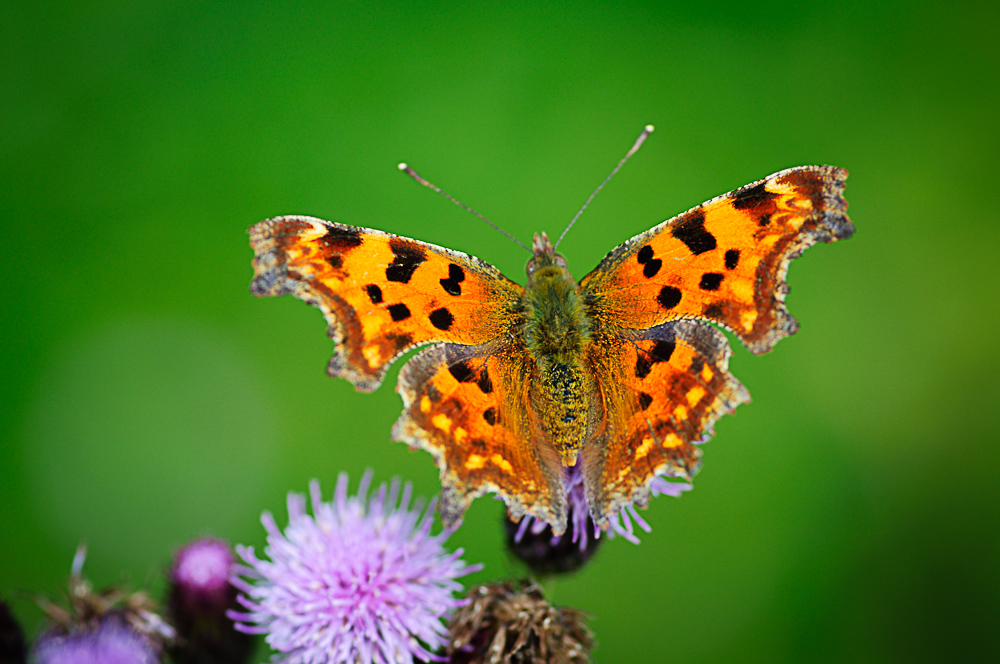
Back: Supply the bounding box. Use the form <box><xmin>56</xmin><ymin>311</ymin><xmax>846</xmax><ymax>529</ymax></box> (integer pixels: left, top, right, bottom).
<box><xmin>741</xmin><ymin>166</ymin><xmax>853</xmax><ymax>354</ymax></box>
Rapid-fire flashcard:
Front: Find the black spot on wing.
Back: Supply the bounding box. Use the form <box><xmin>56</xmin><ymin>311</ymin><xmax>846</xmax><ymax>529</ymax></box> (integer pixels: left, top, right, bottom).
<box><xmin>650</xmin><ymin>340</ymin><xmax>675</xmax><ymax>363</ymax></box>
<box><xmin>326</xmin><ymin>255</ymin><xmax>342</xmax><ymax>269</ymax></box>
<box><xmin>388</xmin><ymin>303</ymin><xmax>411</xmax><ymax>321</ymax></box>
<box><xmin>319</xmin><ymin>226</ymin><xmax>363</xmax><ymax>251</ymax></box>
<box><xmin>439</xmin><ymin>263</ymin><xmax>465</xmax><ymax>296</ymax></box>
<box><xmin>699</xmin><ymin>273</ymin><xmax>724</xmax><ymax>291</ymax></box>
<box><xmin>448</xmin><ymin>360</ymin><xmax>475</xmax><ymax>383</ymax></box>
<box><xmin>758</xmin><ymin>213</ymin><xmax>772</xmax><ymax>227</ymax></box>
<box><xmin>483</xmin><ymin>407</ymin><xmax>496</xmax><ymax>426</ymax></box>
<box><xmin>657</xmin><ymin>286</ymin><xmax>682</xmax><ymax>310</ymax></box>
<box><xmin>724</xmin><ymin>249</ymin><xmax>740</xmax><ymax>270</ymax></box>
<box><xmin>386</xmin><ymin>241</ymin><xmax>427</xmax><ymax>284</ymax></box>
<box><xmin>671</xmin><ymin>210</ymin><xmax>717</xmax><ymax>255</ymax></box>
<box><xmin>731</xmin><ymin>182</ymin><xmax>779</xmax><ymax>211</ymax></box>
<box><xmin>429</xmin><ymin>307</ymin><xmax>454</xmax><ymax>331</ymax></box>
<box><xmin>635</xmin><ymin>355</ymin><xmax>652</xmax><ymax>379</ymax></box>
<box><xmin>636</xmin><ymin>245</ymin><xmax>662</xmax><ymax>278</ymax></box>
<box><xmin>476</xmin><ymin>368</ymin><xmax>493</xmax><ymax>394</ymax></box>
<box><xmin>638</xmin><ymin>392</ymin><xmax>653</xmax><ymax>411</ymax></box>
<box><xmin>365</xmin><ymin>284</ymin><xmax>383</xmax><ymax>304</ymax></box>
<box><xmin>636</xmin><ymin>339</ymin><xmax>675</xmax><ymax>379</ymax></box>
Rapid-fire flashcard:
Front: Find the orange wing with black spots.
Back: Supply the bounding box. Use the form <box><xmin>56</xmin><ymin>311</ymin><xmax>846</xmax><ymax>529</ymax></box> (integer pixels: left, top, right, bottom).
<box><xmin>249</xmin><ymin>158</ymin><xmax>854</xmax><ymax>537</ymax></box>
<box><xmin>582</xmin><ymin>319</ymin><xmax>750</xmax><ymax>525</ymax></box>
<box><xmin>249</xmin><ymin>216</ymin><xmax>523</xmax><ymax>391</ymax></box>
<box><xmin>393</xmin><ymin>342</ymin><xmax>568</xmax><ymax>532</ymax></box>
<box><xmin>581</xmin><ymin>166</ymin><xmax>853</xmax><ymax>354</ymax></box>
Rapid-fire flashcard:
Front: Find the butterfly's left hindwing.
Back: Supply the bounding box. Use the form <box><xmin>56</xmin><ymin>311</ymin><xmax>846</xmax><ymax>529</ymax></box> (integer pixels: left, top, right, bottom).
<box><xmin>250</xmin><ymin>216</ymin><xmax>523</xmax><ymax>391</ymax></box>
<box><xmin>394</xmin><ymin>342</ymin><xmax>568</xmax><ymax>532</ymax></box>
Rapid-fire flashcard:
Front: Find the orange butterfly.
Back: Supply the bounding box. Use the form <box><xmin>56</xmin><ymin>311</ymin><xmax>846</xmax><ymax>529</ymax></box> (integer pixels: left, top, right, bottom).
<box><xmin>249</xmin><ymin>130</ymin><xmax>853</xmax><ymax>535</ymax></box>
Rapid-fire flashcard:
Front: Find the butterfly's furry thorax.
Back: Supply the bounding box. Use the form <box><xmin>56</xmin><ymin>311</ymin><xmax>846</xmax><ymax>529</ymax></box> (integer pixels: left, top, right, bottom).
<box><xmin>522</xmin><ymin>245</ymin><xmax>595</xmax><ymax>466</ymax></box>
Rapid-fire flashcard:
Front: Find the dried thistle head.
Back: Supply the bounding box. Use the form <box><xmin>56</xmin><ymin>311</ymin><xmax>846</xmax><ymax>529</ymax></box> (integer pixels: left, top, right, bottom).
<box><xmin>35</xmin><ymin>545</ymin><xmax>175</xmax><ymax>657</ymax></box>
<box><xmin>447</xmin><ymin>580</ymin><xmax>593</xmax><ymax>664</ymax></box>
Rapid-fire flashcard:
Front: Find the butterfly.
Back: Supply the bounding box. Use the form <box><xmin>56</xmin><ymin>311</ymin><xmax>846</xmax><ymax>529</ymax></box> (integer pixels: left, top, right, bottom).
<box><xmin>248</xmin><ymin>135</ymin><xmax>853</xmax><ymax>535</ymax></box>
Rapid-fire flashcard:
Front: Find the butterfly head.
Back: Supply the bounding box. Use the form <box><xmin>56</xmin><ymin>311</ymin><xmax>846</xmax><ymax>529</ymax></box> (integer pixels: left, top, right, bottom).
<box><xmin>526</xmin><ymin>232</ymin><xmax>569</xmax><ymax>285</ymax></box>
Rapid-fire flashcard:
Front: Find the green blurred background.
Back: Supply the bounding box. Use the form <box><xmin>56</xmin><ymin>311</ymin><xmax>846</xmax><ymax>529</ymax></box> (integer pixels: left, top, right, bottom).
<box><xmin>3</xmin><ymin>0</ymin><xmax>998</xmax><ymax>661</ymax></box>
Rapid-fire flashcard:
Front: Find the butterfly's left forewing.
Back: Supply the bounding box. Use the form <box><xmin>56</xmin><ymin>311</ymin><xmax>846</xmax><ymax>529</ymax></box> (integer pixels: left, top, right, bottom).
<box><xmin>250</xmin><ymin>216</ymin><xmax>523</xmax><ymax>391</ymax></box>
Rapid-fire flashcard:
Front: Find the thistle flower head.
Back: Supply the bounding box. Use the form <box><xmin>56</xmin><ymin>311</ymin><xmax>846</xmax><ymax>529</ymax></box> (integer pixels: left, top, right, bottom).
<box><xmin>171</xmin><ymin>539</ymin><xmax>234</xmax><ymax>608</ymax></box>
<box><xmin>168</xmin><ymin>538</ymin><xmax>253</xmax><ymax>664</ymax></box>
<box><xmin>230</xmin><ymin>472</ymin><xmax>481</xmax><ymax>664</ymax></box>
<box><xmin>32</xmin><ymin>546</ymin><xmax>173</xmax><ymax>664</ymax></box>
<box><xmin>33</xmin><ymin>618</ymin><xmax>158</xmax><ymax>664</ymax></box>
<box><xmin>447</xmin><ymin>581</ymin><xmax>592</xmax><ymax>664</ymax></box>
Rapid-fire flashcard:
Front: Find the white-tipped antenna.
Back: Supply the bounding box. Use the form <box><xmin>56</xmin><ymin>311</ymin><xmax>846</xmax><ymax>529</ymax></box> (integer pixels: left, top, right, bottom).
<box><xmin>398</xmin><ymin>163</ymin><xmax>531</xmax><ymax>254</ymax></box>
<box><xmin>553</xmin><ymin>124</ymin><xmax>654</xmax><ymax>251</ymax></box>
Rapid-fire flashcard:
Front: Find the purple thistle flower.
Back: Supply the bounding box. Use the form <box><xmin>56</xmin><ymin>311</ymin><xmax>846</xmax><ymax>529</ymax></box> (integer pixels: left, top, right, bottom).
<box><xmin>169</xmin><ymin>538</ymin><xmax>253</xmax><ymax>664</ymax></box>
<box><xmin>33</xmin><ymin>619</ymin><xmax>158</xmax><ymax>664</ymax></box>
<box><xmin>510</xmin><ymin>459</ymin><xmax>691</xmax><ymax>570</ymax></box>
<box><xmin>229</xmin><ymin>472</ymin><xmax>481</xmax><ymax>664</ymax></box>
<box><xmin>171</xmin><ymin>539</ymin><xmax>234</xmax><ymax>607</ymax></box>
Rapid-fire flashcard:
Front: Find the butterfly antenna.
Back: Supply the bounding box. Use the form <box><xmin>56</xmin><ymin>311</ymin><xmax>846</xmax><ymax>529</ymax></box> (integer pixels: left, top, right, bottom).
<box><xmin>398</xmin><ymin>162</ymin><xmax>532</xmax><ymax>254</ymax></box>
<box><xmin>553</xmin><ymin>124</ymin><xmax>654</xmax><ymax>251</ymax></box>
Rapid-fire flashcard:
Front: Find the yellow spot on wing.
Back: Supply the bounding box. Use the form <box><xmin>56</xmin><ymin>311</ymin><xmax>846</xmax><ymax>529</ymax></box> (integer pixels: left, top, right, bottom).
<box><xmin>465</xmin><ymin>454</ymin><xmax>485</xmax><ymax>470</ymax></box>
<box><xmin>363</xmin><ymin>344</ymin><xmax>382</xmax><ymax>366</ymax></box>
<box><xmin>432</xmin><ymin>414</ymin><xmax>452</xmax><ymax>432</ymax></box>
<box><xmin>701</xmin><ymin>365</ymin><xmax>714</xmax><ymax>383</ymax></box>
<box><xmin>420</xmin><ymin>396</ymin><xmax>432</xmax><ymax>413</ymax></box>
<box><xmin>740</xmin><ymin>309</ymin><xmax>758</xmax><ymax>331</ymax></box>
<box><xmin>454</xmin><ymin>427</ymin><xmax>467</xmax><ymax>444</ymax></box>
<box><xmin>635</xmin><ymin>437</ymin><xmax>654</xmax><ymax>461</ymax></box>
<box><xmin>673</xmin><ymin>405</ymin><xmax>688</xmax><ymax>421</ymax></box>
<box><xmin>491</xmin><ymin>454</ymin><xmax>513</xmax><ymax>474</ymax></box>
<box><xmin>686</xmin><ymin>386</ymin><xmax>706</xmax><ymax>405</ymax></box>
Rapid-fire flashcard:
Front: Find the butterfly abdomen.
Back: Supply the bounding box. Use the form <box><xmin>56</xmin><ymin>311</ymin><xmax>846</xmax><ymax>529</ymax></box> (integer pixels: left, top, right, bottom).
<box><xmin>524</xmin><ymin>261</ymin><xmax>596</xmax><ymax>466</ymax></box>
